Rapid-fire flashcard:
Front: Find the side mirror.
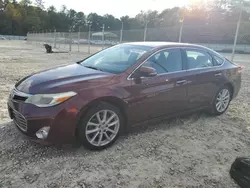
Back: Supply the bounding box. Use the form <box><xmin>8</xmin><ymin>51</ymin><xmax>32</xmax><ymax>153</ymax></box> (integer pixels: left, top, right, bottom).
<box><xmin>138</xmin><ymin>66</ymin><xmax>157</xmax><ymax>77</ymax></box>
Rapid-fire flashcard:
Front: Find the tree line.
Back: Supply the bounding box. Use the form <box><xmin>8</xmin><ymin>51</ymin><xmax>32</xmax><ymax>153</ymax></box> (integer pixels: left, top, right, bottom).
<box><xmin>0</xmin><ymin>0</ymin><xmax>250</xmax><ymax>36</ymax></box>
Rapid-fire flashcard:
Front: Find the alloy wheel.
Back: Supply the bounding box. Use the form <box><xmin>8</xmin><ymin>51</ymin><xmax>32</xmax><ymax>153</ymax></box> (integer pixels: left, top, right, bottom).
<box><xmin>85</xmin><ymin>110</ymin><xmax>120</xmax><ymax>147</ymax></box>
<box><xmin>216</xmin><ymin>89</ymin><xmax>230</xmax><ymax>113</ymax></box>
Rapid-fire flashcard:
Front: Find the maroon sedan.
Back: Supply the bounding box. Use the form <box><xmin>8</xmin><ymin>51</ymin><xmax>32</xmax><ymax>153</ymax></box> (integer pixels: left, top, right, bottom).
<box><xmin>8</xmin><ymin>42</ymin><xmax>242</xmax><ymax>150</ymax></box>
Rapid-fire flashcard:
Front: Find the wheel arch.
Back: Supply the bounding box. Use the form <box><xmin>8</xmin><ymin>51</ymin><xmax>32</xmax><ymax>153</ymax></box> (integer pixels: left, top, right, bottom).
<box><xmin>75</xmin><ymin>96</ymin><xmax>128</xmax><ymax>135</ymax></box>
<box><xmin>211</xmin><ymin>82</ymin><xmax>235</xmax><ymax>105</ymax></box>
<box><xmin>224</xmin><ymin>82</ymin><xmax>234</xmax><ymax>99</ymax></box>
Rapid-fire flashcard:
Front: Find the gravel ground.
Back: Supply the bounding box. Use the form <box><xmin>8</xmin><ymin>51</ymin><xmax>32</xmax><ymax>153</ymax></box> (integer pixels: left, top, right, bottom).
<box><xmin>0</xmin><ymin>41</ymin><xmax>250</xmax><ymax>188</ymax></box>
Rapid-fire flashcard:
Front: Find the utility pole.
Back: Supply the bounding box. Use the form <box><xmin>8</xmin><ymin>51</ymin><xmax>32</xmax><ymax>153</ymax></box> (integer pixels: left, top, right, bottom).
<box><xmin>179</xmin><ymin>19</ymin><xmax>184</xmax><ymax>43</ymax></box>
<box><xmin>231</xmin><ymin>5</ymin><xmax>243</xmax><ymax>62</ymax></box>
<box><xmin>120</xmin><ymin>22</ymin><xmax>123</xmax><ymax>43</ymax></box>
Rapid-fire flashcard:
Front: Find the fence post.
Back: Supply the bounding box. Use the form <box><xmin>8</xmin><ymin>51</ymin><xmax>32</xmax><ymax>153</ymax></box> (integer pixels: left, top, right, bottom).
<box><xmin>64</xmin><ymin>33</ymin><xmax>66</xmax><ymax>48</ymax></box>
<box><xmin>45</xmin><ymin>30</ymin><xmax>46</xmax><ymax>43</ymax></box>
<box><xmin>36</xmin><ymin>31</ymin><xmax>38</xmax><ymax>45</ymax></box>
<box><xmin>49</xmin><ymin>30</ymin><xmax>52</xmax><ymax>46</ymax></box>
<box><xmin>53</xmin><ymin>29</ymin><xmax>57</xmax><ymax>48</ymax></box>
<box><xmin>58</xmin><ymin>32</ymin><xmax>61</xmax><ymax>48</ymax></box>
<box><xmin>41</xmin><ymin>31</ymin><xmax>43</xmax><ymax>44</ymax></box>
<box><xmin>88</xmin><ymin>24</ymin><xmax>91</xmax><ymax>54</ymax></box>
<box><xmin>179</xmin><ymin>20</ymin><xmax>184</xmax><ymax>43</ymax></box>
<box><xmin>231</xmin><ymin>6</ymin><xmax>243</xmax><ymax>62</ymax></box>
<box><xmin>69</xmin><ymin>31</ymin><xmax>72</xmax><ymax>52</ymax></box>
<box><xmin>46</xmin><ymin>31</ymin><xmax>48</xmax><ymax>45</ymax></box>
<box><xmin>39</xmin><ymin>31</ymin><xmax>41</xmax><ymax>44</ymax></box>
<box><xmin>44</xmin><ymin>31</ymin><xmax>46</xmax><ymax>44</ymax></box>
<box><xmin>120</xmin><ymin>22</ymin><xmax>123</xmax><ymax>43</ymax></box>
<box><xmin>38</xmin><ymin>31</ymin><xmax>39</xmax><ymax>44</ymax></box>
<box><xmin>144</xmin><ymin>21</ymin><xmax>148</xmax><ymax>41</ymax></box>
<box><xmin>78</xmin><ymin>27</ymin><xmax>80</xmax><ymax>52</ymax></box>
<box><xmin>30</xmin><ymin>32</ymin><xmax>32</xmax><ymax>44</ymax></box>
<box><xmin>102</xmin><ymin>24</ymin><xmax>105</xmax><ymax>49</ymax></box>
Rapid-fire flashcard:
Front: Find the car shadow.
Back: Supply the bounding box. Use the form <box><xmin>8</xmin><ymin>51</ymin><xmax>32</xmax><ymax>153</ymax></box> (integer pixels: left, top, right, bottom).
<box><xmin>125</xmin><ymin>111</ymin><xmax>209</xmax><ymax>136</ymax></box>
<box><xmin>0</xmin><ymin>111</ymin><xmax>211</xmax><ymax>160</ymax></box>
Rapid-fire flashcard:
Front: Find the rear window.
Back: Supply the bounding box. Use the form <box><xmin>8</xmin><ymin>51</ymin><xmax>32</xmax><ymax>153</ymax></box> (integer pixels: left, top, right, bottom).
<box><xmin>186</xmin><ymin>50</ymin><xmax>213</xmax><ymax>69</ymax></box>
<box><xmin>213</xmin><ymin>55</ymin><xmax>224</xmax><ymax>66</ymax></box>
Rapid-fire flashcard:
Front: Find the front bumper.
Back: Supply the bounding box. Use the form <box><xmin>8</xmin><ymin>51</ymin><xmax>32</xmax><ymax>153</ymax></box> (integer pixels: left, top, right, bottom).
<box><xmin>7</xmin><ymin>96</ymin><xmax>80</xmax><ymax>144</ymax></box>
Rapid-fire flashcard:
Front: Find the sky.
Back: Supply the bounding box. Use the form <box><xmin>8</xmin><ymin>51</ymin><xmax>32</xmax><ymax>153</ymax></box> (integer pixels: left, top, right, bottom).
<box><xmin>43</xmin><ymin>0</ymin><xmax>192</xmax><ymax>18</ymax></box>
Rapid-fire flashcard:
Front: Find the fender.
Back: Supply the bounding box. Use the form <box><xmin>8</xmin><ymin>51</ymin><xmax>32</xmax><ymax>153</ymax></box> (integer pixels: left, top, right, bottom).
<box><xmin>74</xmin><ymin>87</ymin><xmax>128</xmax><ymax>129</ymax></box>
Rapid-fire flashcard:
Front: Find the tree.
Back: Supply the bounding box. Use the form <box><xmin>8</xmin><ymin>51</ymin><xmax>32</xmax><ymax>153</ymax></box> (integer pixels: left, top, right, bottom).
<box><xmin>0</xmin><ymin>0</ymin><xmax>4</xmax><ymax>11</ymax></box>
<box><xmin>34</xmin><ymin>0</ymin><xmax>44</xmax><ymax>9</ymax></box>
<box><xmin>120</xmin><ymin>16</ymin><xmax>129</xmax><ymax>29</ymax></box>
<box><xmin>19</xmin><ymin>0</ymin><xmax>31</xmax><ymax>7</ymax></box>
<box><xmin>87</xmin><ymin>13</ymin><xmax>103</xmax><ymax>31</ymax></box>
<box><xmin>102</xmin><ymin>14</ymin><xmax>121</xmax><ymax>30</ymax></box>
<box><xmin>74</xmin><ymin>11</ymin><xmax>86</xmax><ymax>30</ymax></box>
<box><xmin>60</xmin><ymin>5</ymin><xmax>67</xmax><ymax>14</ymax></box>
<box><xmin>0</xmin><ymin>0</ymin><xmax>250</xmax><ymax>40</ymax></box>
<box><xmin>158</xmin><ymin>7</ymin><xmax>180</xmax><ymax>26</ymax></box>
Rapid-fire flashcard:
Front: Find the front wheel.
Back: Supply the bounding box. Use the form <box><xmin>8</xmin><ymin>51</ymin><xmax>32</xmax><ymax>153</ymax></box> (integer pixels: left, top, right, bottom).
<box><xmin>77</xmin><ymin>102</ymin><xmax>123</xmax><ymax>150</ymax></box>
<box><xmin>210</xmin><ymin>86</ymin><xmax>231</xmax><ymax>115</ymax></box>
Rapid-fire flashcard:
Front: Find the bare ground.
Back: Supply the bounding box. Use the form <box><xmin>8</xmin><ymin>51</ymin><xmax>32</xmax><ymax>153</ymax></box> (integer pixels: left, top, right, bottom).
<box><xmin>0</xmin><ymin>41</ymin><xmax>250</xmax><ymax>188</ymax></box>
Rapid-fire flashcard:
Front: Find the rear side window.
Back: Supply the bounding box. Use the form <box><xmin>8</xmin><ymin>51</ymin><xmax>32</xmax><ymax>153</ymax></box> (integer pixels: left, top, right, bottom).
<box><xmin>186</xmin><ymin>50</ymin><xmax>213</xmax><ymax>69</ymax></box>
<box><xmin>213</xmin><ymin>55</ymin><xmax>224</xmax><ymax>66</ymax></box>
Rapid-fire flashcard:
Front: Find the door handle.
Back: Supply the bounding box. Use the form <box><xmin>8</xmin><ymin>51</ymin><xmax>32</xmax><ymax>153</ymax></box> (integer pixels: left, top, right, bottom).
<box><xmin>214</xmin><ymin>73</ymin><xmax>222</xmax><ymax>77</ymax></box>
<box><xmin>176</xmin><ymin>80</ymin><xmax>187</xmax><ymax>85</ymax></box>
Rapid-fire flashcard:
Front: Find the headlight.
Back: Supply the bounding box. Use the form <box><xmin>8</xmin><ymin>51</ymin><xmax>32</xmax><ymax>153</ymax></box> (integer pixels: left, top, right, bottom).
<box><xmin>25</xmin><ymin>91</ymin><xmax>77</xmax><ymax>107</ymax></box>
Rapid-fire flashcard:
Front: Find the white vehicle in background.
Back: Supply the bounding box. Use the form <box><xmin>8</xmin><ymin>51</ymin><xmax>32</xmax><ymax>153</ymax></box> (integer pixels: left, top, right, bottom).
<box><xmin>72</xmin><ymin>39</ymin><xmax>88</xmax><ymax>44</ymax></box>
<box><xmin>0</xmin><ymin>36</ymin><xmax>6</xmax><ymax>40</ymax></box>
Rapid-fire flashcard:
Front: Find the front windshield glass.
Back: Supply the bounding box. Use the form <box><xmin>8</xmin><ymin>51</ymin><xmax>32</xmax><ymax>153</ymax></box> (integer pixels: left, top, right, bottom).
<box><xmin>80</xmin><ymin>44</ymin><xmax>152</xmax><ymax>74</ymax></box>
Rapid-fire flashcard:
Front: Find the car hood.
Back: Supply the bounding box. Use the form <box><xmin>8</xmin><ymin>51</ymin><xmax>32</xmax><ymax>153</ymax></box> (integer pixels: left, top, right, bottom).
<box><xmin>16</xmin><ymin>64</ymin><xmax>114</xmax><ymax>94</ymax></box>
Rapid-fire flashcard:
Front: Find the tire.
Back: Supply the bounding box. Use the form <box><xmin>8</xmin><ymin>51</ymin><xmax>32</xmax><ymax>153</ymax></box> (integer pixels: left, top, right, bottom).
<box><xmin>230</xmin><ymin>157</ymin><xmax>250</xmax><ymax>188</ymax></box>
<box><xmin>77</xmin><ymin>102</ymin><xmax>124</xmax><ymax>150</ymax></box>
<box><xmin>210</xmin><ymin>85</ymin><xmax>232</xmax><ymax>116</ymax></box>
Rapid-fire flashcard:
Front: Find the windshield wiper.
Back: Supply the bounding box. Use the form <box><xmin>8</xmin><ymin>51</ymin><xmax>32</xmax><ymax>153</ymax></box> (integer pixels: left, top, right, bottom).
<box><xmin>83</xmin><ymin>65</ymin><xmax>103</xmax><ymax>71</ymax></box>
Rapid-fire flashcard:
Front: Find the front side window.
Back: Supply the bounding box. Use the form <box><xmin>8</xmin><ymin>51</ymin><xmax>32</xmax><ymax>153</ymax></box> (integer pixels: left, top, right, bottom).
<box><xmin>142</xmin><ymin>48</ymin><xmax>183</xmax><ymax>74</ymax></box>
<box><xmin>186</xmin><ymin>50</ymin><xmax>213</xmax><ymax>69</ymax></box>
<box><xmin>80</xmin><ymin>44</ymin><xmax>152</xmax><ymax>74</ymax></box>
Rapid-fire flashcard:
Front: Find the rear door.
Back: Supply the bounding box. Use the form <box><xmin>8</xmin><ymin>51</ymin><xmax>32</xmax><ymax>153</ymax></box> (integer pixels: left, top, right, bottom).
<box><xmin>183</xmin><ymin>48</ymin><xmax>223</xmax><ymax>109</ymax></box>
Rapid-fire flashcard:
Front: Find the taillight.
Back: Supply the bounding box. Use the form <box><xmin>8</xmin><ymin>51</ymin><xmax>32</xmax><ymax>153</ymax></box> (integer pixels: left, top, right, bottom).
<box><xmin>237</xmin><ymin>66</ymin><xmax>243</xmax><ymax>73</ymax></box>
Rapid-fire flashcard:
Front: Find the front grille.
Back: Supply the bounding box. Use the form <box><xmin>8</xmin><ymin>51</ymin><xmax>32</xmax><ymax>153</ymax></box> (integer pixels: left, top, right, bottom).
<box><xmin>12</xmin><ymin>110</ymin><xmax>27</xmax><ymax>132</ymax></box>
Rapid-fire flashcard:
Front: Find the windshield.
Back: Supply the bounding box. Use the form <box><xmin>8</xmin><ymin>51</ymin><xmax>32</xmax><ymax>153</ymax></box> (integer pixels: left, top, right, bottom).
<box><xmin>80</xmin><ymin>44</ymin><xmax>152</xmax><ymax>74</ymax></box>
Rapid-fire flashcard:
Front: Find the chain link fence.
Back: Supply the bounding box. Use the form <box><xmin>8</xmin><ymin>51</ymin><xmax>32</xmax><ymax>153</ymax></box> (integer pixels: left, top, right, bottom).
<box><xmin>27</xmin><ymin>22</ymin><xmax>250</xmax><ymax>57</ymax></box>
<box><xmin>0</xmin><ymin>35</ymin><xmax>26</xmax><ymax>40</ymax></box>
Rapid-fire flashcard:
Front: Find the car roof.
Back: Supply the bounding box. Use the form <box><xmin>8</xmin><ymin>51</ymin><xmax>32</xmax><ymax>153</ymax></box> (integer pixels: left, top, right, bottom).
<box><xmin>123</xmin><ymin>41</ymin><xmax>207</xmax><ymax>50</ymax></box>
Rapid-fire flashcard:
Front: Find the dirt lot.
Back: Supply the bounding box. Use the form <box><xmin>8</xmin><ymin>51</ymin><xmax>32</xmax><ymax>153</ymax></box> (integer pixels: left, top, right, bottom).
<box><xmin>0</xmin><ymin>40</ymin><xmax>250</xmax><ymax>188</ymax></box>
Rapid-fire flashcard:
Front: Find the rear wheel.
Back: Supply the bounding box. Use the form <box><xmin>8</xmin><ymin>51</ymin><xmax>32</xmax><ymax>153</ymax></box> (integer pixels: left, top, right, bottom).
<box><xmin>77</xmin><ymin>102</ymin><xmax>123</xmax><ymax>150</ymax></box>
<box><xmin>210</xmin><ymin>86</ymin><xmax>231</xmax><ymax>115</ymax></box>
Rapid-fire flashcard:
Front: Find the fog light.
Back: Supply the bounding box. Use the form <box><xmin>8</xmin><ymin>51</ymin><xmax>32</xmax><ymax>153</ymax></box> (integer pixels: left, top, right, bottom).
<box><xmin>36</xmin><ymin>126</ymin><xmax>50</xmax><ymax>140</ymax></box>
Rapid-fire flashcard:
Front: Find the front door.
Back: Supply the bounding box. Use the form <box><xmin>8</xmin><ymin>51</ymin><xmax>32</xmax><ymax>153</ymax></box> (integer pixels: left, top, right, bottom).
<box><xmin>126</xmin><ymin>48</ymin><xmax>188</xmax><ymax>124</ymax></box>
